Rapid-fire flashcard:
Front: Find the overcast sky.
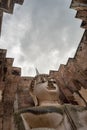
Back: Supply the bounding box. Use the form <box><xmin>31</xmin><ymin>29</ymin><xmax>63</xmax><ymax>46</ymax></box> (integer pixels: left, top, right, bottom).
<box><xmin>0</xmin><ymin>0</ymin><xmax>84</xmax><ymax>76</ymax></box>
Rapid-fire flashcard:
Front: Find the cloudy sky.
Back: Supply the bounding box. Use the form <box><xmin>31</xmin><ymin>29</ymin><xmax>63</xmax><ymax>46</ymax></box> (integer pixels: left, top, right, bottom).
<box><xmin>0</xmin><ymin>0</ymin><xmax>84</xmax><ymax>76</ymax></box>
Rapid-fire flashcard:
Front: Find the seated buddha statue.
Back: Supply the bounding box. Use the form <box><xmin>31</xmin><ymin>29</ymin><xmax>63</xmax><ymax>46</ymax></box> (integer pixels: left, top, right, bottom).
<box><xmin>17</xmin><ymin>74</ymin><xmax>87</xmax><ymax>130</ymax></box>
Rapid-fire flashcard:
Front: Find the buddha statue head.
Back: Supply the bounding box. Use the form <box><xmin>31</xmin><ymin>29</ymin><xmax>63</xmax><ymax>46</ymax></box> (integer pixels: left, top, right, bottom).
<box><xmin>29</xmin><ymin>74</ymin><xmax>60</xmax><ymax>106</ymax></box>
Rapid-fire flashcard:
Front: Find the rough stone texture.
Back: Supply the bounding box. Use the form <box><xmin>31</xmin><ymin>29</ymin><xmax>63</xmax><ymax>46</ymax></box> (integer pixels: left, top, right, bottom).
<box><xmin>0</xmin><ymin>118</ymin><xmax>2</xmax><ymax>130</ymax></box>
<box><xmin>76</xmin><ymin>10</ymin><xmax>87</xmax><ymax>21</ymax></box>
<box><xmin>18</xmin><ymin>77</ymin><xmax>34</xmax><ymax>109</ymax></box>
<box><xmin>2</xmin><ymin>60</ymin><xmax>21</xmax><ymax>130</ymax></box>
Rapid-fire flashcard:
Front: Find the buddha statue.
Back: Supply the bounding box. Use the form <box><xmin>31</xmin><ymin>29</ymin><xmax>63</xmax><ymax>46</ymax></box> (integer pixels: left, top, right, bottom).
<box><xmin>16</xmin><ymin>74</ymin><xmax>87</xmax><ymax>130</ymax></box>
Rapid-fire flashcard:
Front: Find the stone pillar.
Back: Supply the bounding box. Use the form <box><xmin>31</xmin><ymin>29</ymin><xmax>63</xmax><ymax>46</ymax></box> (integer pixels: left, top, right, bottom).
<box><xmin>0</xmin><ymin>49</ymin><xmax>7</xmax><ymax>130</ymax></box>
<box><xmin>2</xmin><ymin>58</ymin><xmax>21</xmax><ymax>130</ymax></box>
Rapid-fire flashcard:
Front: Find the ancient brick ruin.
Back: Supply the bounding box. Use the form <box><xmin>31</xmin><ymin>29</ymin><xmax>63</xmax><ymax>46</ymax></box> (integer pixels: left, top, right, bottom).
<box><xmin>0</xmin><ymin>0</ymin><xmax>24</xmax><ymax>35</ymax></box>
<box><xmin>49</xmin><ymin>0</ymin><xmax>87</xmax><ymax>107</ymax></box>
<box><xmin>0</xmin><ymin>0</ymin><xmax>87</xmax><ymax>130</ymax></box>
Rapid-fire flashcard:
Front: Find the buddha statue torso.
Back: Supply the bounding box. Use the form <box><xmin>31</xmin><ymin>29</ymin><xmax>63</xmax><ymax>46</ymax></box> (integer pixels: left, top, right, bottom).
<box><xmin>16</xmin><ymin>74</ymin><xmax>87</xmax><ymax>130</ymax></box>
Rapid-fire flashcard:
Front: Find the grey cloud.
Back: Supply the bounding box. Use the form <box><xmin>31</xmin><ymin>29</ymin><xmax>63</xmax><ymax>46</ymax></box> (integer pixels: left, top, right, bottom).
<box><xmin>20</xmin><ymin>0</ymin><xmax>83</xmax><ymax>59</ymax></box>
<box><xmin>0</xmin><ymin>0</ymin><xmax>84</xmax><ymax>76</ymax></box>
